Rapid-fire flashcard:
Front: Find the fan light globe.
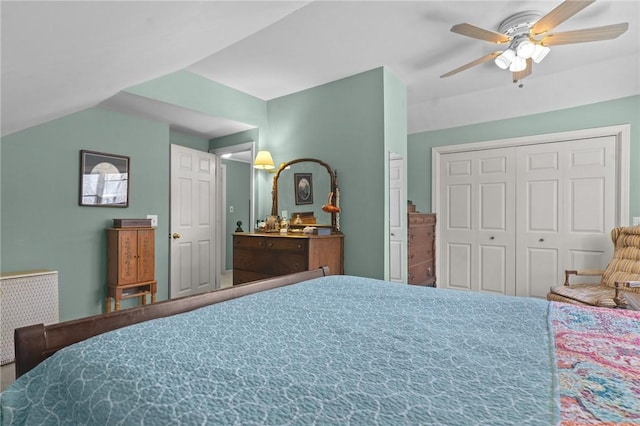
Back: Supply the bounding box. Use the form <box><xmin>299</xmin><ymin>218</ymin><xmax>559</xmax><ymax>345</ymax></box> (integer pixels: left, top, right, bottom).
<box><xmin>509</xmin><ymin>56</ymin><xmax>527</xmax><ymax>72</ymax></box>
<box><xmin>516</xmin><ymin>40</ymin><xmax>535</xmax><ymax>59</ymax></box>
<box><xmin>495</xmin><ymin>49</ymin><xmax>515</xmax><ymax>69</ymax></box>
<box><xmin>531</xmin><ymin>45</ymin><xmax>551</xmax><ymax>63</ymax></box>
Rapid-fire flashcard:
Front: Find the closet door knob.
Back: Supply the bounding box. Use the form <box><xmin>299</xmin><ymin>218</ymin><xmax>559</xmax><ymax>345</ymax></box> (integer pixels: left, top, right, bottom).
<box><xmin>490</xmin><ymin>236</ymin><xmax>495</xmax><ymax>240</ymax></box>
<box><xmin>539</xmin><ymin>238</ymin><xmax>544</xmax><ymax>242</ymax></box>
<box><xmin>172</xmin><ymin>233</ymin><xmax>181</xmax><ymax>239</ymax></box>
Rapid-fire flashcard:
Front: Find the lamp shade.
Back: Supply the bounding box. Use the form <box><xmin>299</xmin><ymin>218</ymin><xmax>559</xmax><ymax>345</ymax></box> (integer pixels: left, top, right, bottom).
<box><xmin>531</xmin><ymin>45</ymin><xmax>550</xmax><ymax>64</ymax></box>
<box><xmin>495</xmin><ymin>49</ymin><xmax>515</xmax><ymax>70</ymax></box>
<box><xmin>254</xmin><ymin>150</ymin><xmax>275</xmax><ymax>170</ymax></box>
<box><xmin>516</xmin><ymin>40</ymin><xmax>535</xmax><ymax>59</ymax></box>
<box><xmin>509</xmin><ymin>56</ymin><xmax>527</xmax><ymax>72</ymax></box>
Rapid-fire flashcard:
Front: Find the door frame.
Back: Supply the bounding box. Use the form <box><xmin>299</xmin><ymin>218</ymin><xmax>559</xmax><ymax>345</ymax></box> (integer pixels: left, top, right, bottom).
<box><xmin>432</xmin><ymin>124</ymin><xmax>630</xmax><ymax>287</ymax></box>
<box><xmin>210</xmin><ymin>141</ymin><xmax>256</xmax><ymax>281</ymax></box>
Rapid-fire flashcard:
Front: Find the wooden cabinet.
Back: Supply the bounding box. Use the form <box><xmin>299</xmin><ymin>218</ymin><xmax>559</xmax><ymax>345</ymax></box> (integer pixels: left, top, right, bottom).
<box><xmin>106</xmin><ymin>227</ymin><xmax>157</xmax><ymax>312</ymax></box>
<box><xmin>408</xmin><ymin>213</ymin><xmax>436</xmax><ymax>286</ymax></box>
<box><xmin>233</xmin><ymin>233</ymin><xmax>344</xmax><ymax>285</ymax></box>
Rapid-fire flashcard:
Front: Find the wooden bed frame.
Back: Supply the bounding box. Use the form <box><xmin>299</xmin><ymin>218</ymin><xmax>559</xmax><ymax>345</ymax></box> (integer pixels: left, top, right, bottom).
<box><xmin>14</xmin><ymin>267</ymin><xmax>330</xmax><ymax>378</ymax></box>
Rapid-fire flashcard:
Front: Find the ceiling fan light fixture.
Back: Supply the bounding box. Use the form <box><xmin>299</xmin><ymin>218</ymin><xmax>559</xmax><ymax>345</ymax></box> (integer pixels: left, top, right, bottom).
<box><xmin>531</xmin><ymin>44</ymin><xmax>551</xmax><ymax>63</ymax></box>
<box><xmin>495</xmin><ymin>49</ymin><xmax>515</xmax><ymax>69</ymax></box>
<box><xmin>516</xmin><ymin>40</ymin><xmax>535</xmax><ymax>59</ymax></box>
<box><xmin>509</xmin><ymin>56</ymin><xmax>527</xmax><ymax>72</ymax></box>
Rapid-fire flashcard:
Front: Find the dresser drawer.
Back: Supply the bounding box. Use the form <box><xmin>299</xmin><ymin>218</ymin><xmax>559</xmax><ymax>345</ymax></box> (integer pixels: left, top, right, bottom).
<box><xmin>408</xmin><ymin>243</ymin><xmax>433</xmax><ymax>265</ymax></box>
<box><xmin>408</xmin><ymin>260</ymin><xmax>435</xmax><ymax>285</ymax></box>
<box><xmin>233</xmin><ymin>270</ymin><xmax>271</xmax><ymax>285</ymax></box>
<box><xmin>234</xmin><ymin>235</ymin><xmax>266</xmax><ymax>249</ymax></box>
<box><xmin>265</xmin><ymin>238</ymin><xmax>308</xmax><ymax>252</ymax></box>
<box><xmin>408</xmin><ymin>225</ymin><xmax>434</xmax><ymax>245</ymax></box>
<box><xmin>409</xmin><ymin>214</ymin><xmax>436</xmax><ymax>226</ymax></box>
<box><xmin>270</xmin><ymin>254</ymin><xmax>308</xmax><ymax>275</ymax></box>
<box><xmin>233</xmin><ymin>248</ymin><xmax>271</xmax><ymax>271</ymax></box>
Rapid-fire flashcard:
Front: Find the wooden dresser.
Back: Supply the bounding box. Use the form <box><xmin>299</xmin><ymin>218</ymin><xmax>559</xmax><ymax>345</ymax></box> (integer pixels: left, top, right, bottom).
<box><xmin>233</xmin><ymin>233</ymin><xmax>344</xmax><ymax>285</ymax></box>
<box><xmin>408</xmin><ymin>213</ymin><xmax>436</xmax><ymax>286</ymax></box>
<box><xmin>106</xmin><ymin>227</ymin><xmax>157</xmax><ymax>312</ymax></box>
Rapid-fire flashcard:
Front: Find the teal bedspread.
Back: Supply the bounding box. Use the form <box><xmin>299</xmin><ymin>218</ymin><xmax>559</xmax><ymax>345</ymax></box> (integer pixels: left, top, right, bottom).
<box><xmin>1</xmin><ymin>276</ymin><xmax>559</xmax><ymax>425</ymax></box>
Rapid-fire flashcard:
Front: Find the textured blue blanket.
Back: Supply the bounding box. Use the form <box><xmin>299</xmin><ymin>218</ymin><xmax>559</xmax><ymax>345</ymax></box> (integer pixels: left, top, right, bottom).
<box><xmin>1</xmin><ymin>276</ymin><xmax>558</xmax><ymax>425</ymax></box>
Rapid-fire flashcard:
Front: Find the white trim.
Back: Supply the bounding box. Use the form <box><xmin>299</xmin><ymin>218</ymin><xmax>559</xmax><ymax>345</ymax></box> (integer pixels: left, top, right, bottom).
<box><xmin>432</xmin><ymin>124</ymin><xmax>631</xmax><ymax>287</ymax></box>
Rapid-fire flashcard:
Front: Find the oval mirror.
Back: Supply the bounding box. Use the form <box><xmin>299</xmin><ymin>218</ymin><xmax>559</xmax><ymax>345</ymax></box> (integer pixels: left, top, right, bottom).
<box><xmin>271</xmin><ymin>158</ymin><xmax>340</xmax><ymax>232</ymax></box>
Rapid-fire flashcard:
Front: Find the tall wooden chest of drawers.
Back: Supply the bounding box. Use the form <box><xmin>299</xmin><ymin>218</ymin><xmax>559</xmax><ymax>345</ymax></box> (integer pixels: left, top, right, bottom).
<box><xmin>233</xmin><ymin>233</ymin><xmax>344</xmax><ymax>285</ymax></box>
<box><xmin>408</xmin><ymin>213</ymin><xmax>436</xmax><ymax>286</ymax></box>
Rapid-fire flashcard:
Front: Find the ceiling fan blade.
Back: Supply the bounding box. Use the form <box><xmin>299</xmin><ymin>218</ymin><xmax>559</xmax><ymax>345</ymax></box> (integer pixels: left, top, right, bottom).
<box><xmin>540</xmin><ymin>23</ymin><xmax>629</xmax><ymax>46</ymax></box>
<box><xmin>440</xmin><ymin>51</ymin><xmax>503</xmax><ymax>78</ymax></box>
<box><xmin>531</xmin><ymin>0</ymin><xmax>595</xmax><ymax>36</ymax></box>
<box><xmin>451</xmin><ymin>23</ymin><xmax>510</xmax><ymax>43</ymax></box>
<box><xmin>513</xmin><ymin>59</ymin><xmax>533</xmax><ymax>82</ymax></box>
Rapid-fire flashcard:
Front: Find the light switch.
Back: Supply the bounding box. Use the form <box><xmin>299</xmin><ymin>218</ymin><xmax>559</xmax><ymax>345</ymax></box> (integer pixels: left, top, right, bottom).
<box><xmin>146</xmin><ymin>214</ymin><xmax>158</xmax><ymax>227</ymax></box>
<box><xmin>633</xmin><ymin>217</ymin><xmax>640</xmax><ymax>226</ymax></box>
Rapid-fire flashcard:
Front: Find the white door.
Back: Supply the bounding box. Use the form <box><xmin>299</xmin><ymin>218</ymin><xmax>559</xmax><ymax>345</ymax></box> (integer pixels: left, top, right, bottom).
<box><xmin>389</xmin><ymin>154</ymin><xmax>404</xmax><ymax>282</ymax></box>
<box><xmin>440</xmin><ymin>148</ymin><xmax>516</xmax><ymax>294</ymax></box>
<box><xmin>515</xmin><ymin>136</ymin><xmax>617</xmax><ymax>297</ymax></box>
<box><xmin>170</xmin><ymin>145</ymin><xmax>216</xmax><ymax>298</ymax></box>
<box><xmin>439</xmin><ymin>137</ymin><xmax>616</xmax><ymax>297</ymax></box>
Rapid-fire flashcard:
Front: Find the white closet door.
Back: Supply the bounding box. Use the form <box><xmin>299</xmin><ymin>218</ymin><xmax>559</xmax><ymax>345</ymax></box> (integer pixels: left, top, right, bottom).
<box><xmin>440</xmin><ymin>148</ymin><xmax>516</xmax><ymax>295</ymax></box>
<box><xmin>515</xmin><ymin>136</ymin><xmax>617</xmax><ymax>297</ymax></box>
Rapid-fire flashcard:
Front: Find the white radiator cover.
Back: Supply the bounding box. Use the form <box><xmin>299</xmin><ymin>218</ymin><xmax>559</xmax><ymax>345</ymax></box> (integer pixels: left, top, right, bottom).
<box><xmin>0</xmin><ymin>270</ymin><xmax>59</xmax><ymax>365</ymax></box>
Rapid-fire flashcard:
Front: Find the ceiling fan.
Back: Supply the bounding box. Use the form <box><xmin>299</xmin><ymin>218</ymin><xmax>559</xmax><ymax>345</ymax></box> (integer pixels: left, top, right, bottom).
<box><xmin>440</xmin><ymin>0</ymin><xmax>629</xmax><ymax>85</ymax></box>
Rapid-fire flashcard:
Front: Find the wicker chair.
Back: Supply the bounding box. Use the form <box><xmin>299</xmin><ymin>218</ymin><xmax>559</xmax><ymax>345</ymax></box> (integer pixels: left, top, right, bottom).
<box><xmin>547</xmin><ymin>226</ymin><xmax>640</xmax><ymax>308</ymax></box>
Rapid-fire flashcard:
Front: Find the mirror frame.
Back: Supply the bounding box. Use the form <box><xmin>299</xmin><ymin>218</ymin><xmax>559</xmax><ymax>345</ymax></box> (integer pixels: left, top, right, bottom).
<box><xmin>271</xmin><ymin>158</ymin><xmax>339</xmax><ymax>233</ymax></box>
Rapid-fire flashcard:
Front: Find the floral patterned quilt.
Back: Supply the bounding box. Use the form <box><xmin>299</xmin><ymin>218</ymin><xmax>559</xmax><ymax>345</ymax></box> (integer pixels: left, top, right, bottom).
<box><xmin>551</xmin><ymin>303</ymin><xmax>640</xmax><ymax>425</ymax></box>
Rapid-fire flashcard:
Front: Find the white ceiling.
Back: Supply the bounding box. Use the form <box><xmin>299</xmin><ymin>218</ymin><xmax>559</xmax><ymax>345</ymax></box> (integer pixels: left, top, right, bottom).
<box><xmin>2</xmin><ymin>1</ymin><xmax>638</xmax><ymax>139</ymax></box>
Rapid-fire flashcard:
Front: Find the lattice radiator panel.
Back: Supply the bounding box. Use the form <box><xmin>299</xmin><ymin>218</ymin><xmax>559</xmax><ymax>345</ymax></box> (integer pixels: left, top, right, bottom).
<box><xmin>0</xmin><ymin>270</ymin><xmax>59</xmax><ymax>365</ymax></box>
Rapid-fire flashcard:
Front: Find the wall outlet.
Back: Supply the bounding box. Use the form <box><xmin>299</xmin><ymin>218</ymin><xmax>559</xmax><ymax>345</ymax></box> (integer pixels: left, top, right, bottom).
<box><xmin>633</xmin><ymin>217</ymin><xmax>640</xmax><ymax>226</ymax></box>
<box><xmin>146</xmin><ymin>214</ymin><xmax>158</xmax><ymax>227</ymax></box>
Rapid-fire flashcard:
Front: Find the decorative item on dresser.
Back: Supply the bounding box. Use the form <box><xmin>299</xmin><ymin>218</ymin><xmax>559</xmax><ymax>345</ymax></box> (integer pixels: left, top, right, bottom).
<box><xmin>232</xmin><ymin>233</ymin><xmax>343</xmax><ymax>285</ymax></box>
<box><xmin>106</xmin><ymin>222</ymin><xmax>156</xmax><ymax>312</ymax></box>
<box><xmin>408</xmin><ymin>211</ymin><xmax>436</xmax><ymax>286</ymax></box>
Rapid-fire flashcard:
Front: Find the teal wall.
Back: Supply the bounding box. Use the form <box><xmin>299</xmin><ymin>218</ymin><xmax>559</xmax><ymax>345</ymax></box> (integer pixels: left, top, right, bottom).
<box><xmin>1</xmin><ymin>108</ymin><xmax>171</xmax><ymax>320</ymax></box>
<box><xmin>408</xmin><ymin>95</ymin><xmax>640</xmax><ymax>221</ymax></box>
<box><xmin>169</xmin><ymin>130</ymin><xmax>210</xmax><ymax>152</ymax></box>
<box><xmin>267</xmin><ymin>68</ymin><xmax>388</xmax><ymax>278</ymax></box>
<box><xmin>383</xmin><ymin>69</ymin><xmax>408</xmax><ymax>281</ymax></box>
<box><xmin>222</xmin><ymin>159</ymin><xmax>250</xmax><ymax>270</ymax></box>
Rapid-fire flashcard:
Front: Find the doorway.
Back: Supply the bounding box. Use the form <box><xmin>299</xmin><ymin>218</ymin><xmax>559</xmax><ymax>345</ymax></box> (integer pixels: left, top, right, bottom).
<box><xmin>211</xmin><ymin>142</ymin><xmax>256</xmax><ymax>288</ymax></box>
<box><xmin>389</xmin><ymin>152</ymin><xmax>405</xmax><ymax>283</ymax></box>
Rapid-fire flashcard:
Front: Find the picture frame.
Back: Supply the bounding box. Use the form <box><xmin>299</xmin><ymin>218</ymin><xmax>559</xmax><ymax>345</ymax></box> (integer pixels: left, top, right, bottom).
<box><xmin>294</xmin><ymin>173</ymin><xmax>313</xmax><ymax>205</ymax></box>
<box><xmin>79</xmin><ymin>150</ymin><xmax>130</xmax><ymax>207</ymax></box>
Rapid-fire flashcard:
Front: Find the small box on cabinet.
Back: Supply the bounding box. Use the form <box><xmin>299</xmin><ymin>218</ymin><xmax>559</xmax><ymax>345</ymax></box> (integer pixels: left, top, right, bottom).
<box><xmin>113</xmin><ymin>218</ymin><xmax>152</xmax><ymax>228</ymax></box>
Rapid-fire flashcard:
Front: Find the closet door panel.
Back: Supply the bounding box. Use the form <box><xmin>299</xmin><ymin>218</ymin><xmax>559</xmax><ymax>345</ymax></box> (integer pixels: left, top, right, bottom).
<box><xmin>440</xmin><ymin>149</ymin><xmax>515</xmax><ymax>294</ymax></box>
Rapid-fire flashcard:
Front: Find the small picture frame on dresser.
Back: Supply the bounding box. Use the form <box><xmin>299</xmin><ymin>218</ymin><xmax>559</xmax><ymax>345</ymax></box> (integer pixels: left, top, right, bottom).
<box><xmin>79</xmin><ymin>150</ymin><xmax>129</xmax><ymax>207</ymax></box>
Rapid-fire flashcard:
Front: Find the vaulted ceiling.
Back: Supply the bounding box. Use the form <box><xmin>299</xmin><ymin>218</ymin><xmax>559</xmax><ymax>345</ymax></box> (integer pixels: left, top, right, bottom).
<box><xmin>2</xmin><ymin>1</ymin><xmax>638</xmax><ymax>138</ymax></box>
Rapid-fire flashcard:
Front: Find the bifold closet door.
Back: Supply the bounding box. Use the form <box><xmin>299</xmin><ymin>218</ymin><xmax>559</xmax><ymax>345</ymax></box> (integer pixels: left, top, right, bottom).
<box><xmin>439</xmin><ymin>136</ymin><xmax>616</xmax><ymax>298</ymax></box>
<box><xmin>439</xmin><ymin>148</ymin><xmax>516</xmax><ymax>295</ymax></box>
<box><xmin>515</xmin><ymin>136</ymin><xmax>617</xmax><ymax>298</ymax></box>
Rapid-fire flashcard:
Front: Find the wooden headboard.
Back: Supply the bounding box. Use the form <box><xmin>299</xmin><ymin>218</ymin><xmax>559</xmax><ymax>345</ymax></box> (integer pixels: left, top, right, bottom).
<box><xmin>14</xmin><ymin>267</ymin><xmax>330</xmax><ymax>378</ymax></box>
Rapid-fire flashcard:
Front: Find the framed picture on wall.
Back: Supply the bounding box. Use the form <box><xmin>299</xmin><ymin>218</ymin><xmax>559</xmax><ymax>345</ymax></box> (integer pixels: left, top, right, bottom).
<box><xmin>79</xmin><ymin>150</ymin><xmax>130</xmax><ymax>207</ymax></box>
<box><xmin>294</xmin><ymin>173</ymin><xmax>313</xmax><ymax>205</ymax></box>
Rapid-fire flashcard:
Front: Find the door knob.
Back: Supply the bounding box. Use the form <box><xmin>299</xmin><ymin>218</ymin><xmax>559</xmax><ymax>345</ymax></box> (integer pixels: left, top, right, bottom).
<box><xmin>172</xmin><ymin>233</ymin><xmax>181</xmax><ymax>239</ymax></box>
<box><xmin>490</xmin><ymin>236</ymin><xmax>495</xmax><ymax>240</ymax></box>
<box><xmin>539</xmin><ymin>238</ymin><xmax>544</xmax><ymax>242</ymax></box>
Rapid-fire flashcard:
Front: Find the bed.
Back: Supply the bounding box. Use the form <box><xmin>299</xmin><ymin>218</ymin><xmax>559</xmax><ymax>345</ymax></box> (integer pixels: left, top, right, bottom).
<box><xmin>1</xmin><ymin>267</ymin><xmax>639</xmax><ymax>425</ymax></box>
